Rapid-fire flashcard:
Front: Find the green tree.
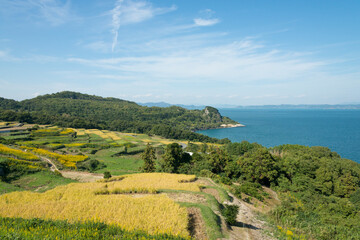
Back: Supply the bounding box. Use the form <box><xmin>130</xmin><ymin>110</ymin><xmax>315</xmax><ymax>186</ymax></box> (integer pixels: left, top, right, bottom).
<box><xmin>159</xmin><ymin>143</ymin><xmax>190</xmax><ymax>173</ymax></box>
<box><xmin>207</xmin><ymin>147</ymin><xmax>230</xmax><ymax>174</ymax></box>
<box><xmin>141</xmin><ymin>144</ymin><xmax>156</xmax><ymax>173</ymax></box>
<box><xmin>238</xmin><ymin>147</ymin><xmax>278</xmax><ymax>186</ymax></box>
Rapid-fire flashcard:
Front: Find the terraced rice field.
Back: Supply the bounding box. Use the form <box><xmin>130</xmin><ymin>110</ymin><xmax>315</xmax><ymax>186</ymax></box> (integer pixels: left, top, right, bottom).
<box><xmin>0</xmin><ymin>173</ymin><xmax>200</xmax><ymax>237</ymax></box>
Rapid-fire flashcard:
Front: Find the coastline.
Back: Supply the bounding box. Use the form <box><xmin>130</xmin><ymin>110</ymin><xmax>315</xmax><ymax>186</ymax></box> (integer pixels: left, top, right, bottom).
<box><xmin>219</xmin><ymin>123</ymin><xmax>245</xmax><ymax>128</ymax></box>
<box><xmin>193</xmin><ymin>123</ymin><xmax>245</xmax><ymax>132</ymax></box>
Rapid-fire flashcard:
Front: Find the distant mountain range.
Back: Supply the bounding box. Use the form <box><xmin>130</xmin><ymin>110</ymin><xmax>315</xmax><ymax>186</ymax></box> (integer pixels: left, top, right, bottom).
<box><xmin>235</xmin><ymin>104</ymin><xmax>360</xmax><ymax>109</ymax></box>
<box><xmin>138</xmin><ymin>102</ymin><xmax>206</xmax><ymax>110</ymax></box>
<box><xmin>139</xmin><ymin>102</ymin><xmax>360</xmax><ymax>110</ymax></box>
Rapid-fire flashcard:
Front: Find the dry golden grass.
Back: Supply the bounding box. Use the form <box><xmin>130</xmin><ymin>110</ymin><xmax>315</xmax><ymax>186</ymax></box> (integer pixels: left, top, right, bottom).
<box><xmin>0</xmin><ymin>174</ymin><xmax>192</xmax><ymax>237</ymax></box>
<box><xmin>99</xmin><ymin>173</ymin><xmax>200</xmax><ymax>192</ymax></box>
<box><xmin>73</xmin><ymin>128</ymin><xmax>86</xmax><ymax>135</ymax></box>
<box><xmin>105</xmin><ymin>132</ymin><xmax>121</xmax><ymax>141</ymax></box>
<box><xmin>85</xmin><ymin>129</ymin><xmax>111</xmax><ymax>139</ymax></box>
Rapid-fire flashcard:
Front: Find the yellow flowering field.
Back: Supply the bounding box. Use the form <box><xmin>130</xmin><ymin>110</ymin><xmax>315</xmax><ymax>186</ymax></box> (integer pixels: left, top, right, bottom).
<box><xmin>0</xmin><ymin>177</ymin><xmax>190</xmax><ymax>237</ymax></box>
<box><xmin>59</xmin><ymin>128</ymin><xmax>75</xmax><ymax>135</ymax></box>
<box><xmin>5</xmin><ymin>157</ymin><xmax>44</xmax><ymax>170</ymax></box>
<box><xmin>64</xmin><ymin>143</ymin><xmax>86</xmax><ymax>147</ymax></box>
<box><xmin>21</xmin><ymin>146</ymin><xmax>88</xmax><ymax>168</ymax></box>
<box><xmin>0</xmin><ymin>144</ymin><xmax>40</xmax><ymax>161</ymax></box>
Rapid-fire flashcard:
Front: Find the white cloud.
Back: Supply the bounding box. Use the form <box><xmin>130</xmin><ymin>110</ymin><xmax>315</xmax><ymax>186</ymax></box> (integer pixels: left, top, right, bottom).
<box><xmin>68</xmin><ymin>38</ymin><xmax>325</xmax><ymax>85</ymax></box>
<box><xmin>0</xmin><ymin>0</ymin><xmax>74</xmax><ymax>26</ymax></box>
<box><xmin>29</xmin><ymin>0</ymin><xmax>72</xmax><ymax>25</ymax></box>
<box><xmin>194</xmin><ymin>18</ymin><xmax>219</xmax><ymax>27</ymax></box>
<box><xmin>110</xmin><ymin>0</ymin><xmax>176</xmax><ymax>52</ymax></box>
<box><xmin>193</xmin><ymin>8</ymin><xmax>219</xmax><ymax>27</ymax></box>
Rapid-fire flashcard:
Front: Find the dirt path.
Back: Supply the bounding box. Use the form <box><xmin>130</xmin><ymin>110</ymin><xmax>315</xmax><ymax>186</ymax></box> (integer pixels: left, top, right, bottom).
<box><xmin>188</xmin><ymin>207</ymin><xmax>208</xmax><ymax>240</ymax></box>
<box><xmin>41</xmin><ymin>156</ymin><xmax>59</xmax><ymax>172</ymax></box>
<box><xmin>223</xmin><ymin>192</ymin><xmax>275</xmax><ymax>240</ymax></box>
<box><xmin>60</xmin><ymin>171</ymin><xmax>104</xmax><ymax>182</ymax></box>
<box><xmin>204</xmin><ymin>179</ymin><xmax>275</xmax><ymax>240</ymax></box>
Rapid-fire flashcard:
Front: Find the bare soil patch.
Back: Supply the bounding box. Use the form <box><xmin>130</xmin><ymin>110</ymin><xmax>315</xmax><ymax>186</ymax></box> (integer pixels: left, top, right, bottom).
<box><xmin>202</xmin><ymin>187</ymin><xmax>221</xmax><ymax>202</ymax></box>
<box><xmin>188</xmin><ymin>207</ymin><xmax>208</xmax><ymax>240</ymax></box>
<box><xmin>223</xmin><ymin>193</ymin><xmax>276</xmax><ymax>240</ymax></box>
<box><xmin>166</xmin><ymin>193</ymin><xmax>207</xmax><ymax>204</ymax></box>
<box><xmin>195</xmin><ymin>178</ymin><xmax>215</xmax><ymax>187</ymax></box>
<box><xmin>60</xmin><ymin>171</ymin><xmax>103</xmax><ymax>182</ymax></box>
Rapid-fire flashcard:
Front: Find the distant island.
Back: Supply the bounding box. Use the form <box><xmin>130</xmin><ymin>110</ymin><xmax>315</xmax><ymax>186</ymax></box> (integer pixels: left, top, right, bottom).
<box><xmin>139</xmin><ymin>102</ymin><xmax>360</xmax><ymax>110</ymax></box>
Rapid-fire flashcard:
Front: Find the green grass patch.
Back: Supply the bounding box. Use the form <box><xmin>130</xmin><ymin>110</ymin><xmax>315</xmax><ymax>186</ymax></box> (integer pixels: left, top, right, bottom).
<box><xmin>93</xmin><ymin>148</ymin><xmax>143</xmax><ymax>175</ymax></box>
<box><xmin>0</xmin><ymin>181</ymin><xmax>22</xmax><ymax>194</ymax></box>
<box><xmin>10</xmin><ymin>171</ymin><xmax>75</xmax><ymax>192</ymax></box>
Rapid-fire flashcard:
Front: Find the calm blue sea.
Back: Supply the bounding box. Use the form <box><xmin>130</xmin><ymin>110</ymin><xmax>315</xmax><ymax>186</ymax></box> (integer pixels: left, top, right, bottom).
<box><xmin>197</xmin><ymin>109</ymin><xmax>360</xmax><ymax>163</ymax></box>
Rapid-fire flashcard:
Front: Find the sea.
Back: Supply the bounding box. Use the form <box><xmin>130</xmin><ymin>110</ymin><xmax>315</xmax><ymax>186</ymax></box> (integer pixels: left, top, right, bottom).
<box><xmin>197</xmin><ymin>109</ymin><xmax>360</xmax><ymax>163</ymax></box>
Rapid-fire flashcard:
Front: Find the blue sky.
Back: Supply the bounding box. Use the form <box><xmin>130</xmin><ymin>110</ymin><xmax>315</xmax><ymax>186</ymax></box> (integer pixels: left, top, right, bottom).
<box><xmin>0</xmin><ymin>0</ymin><xmax>359</xmax><ymax>105</ymax></box>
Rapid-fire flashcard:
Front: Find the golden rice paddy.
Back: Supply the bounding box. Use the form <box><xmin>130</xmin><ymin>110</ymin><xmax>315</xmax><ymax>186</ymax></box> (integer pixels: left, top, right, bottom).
<box><xmin>0</xmin><ymin>173</ymin><xmax>198</xmax><ymax>237</ymax></box>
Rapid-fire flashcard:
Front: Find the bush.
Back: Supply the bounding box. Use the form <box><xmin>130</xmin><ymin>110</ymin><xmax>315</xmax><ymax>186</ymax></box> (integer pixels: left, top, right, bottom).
<box><xmin>77</xmin><ymin>159</ymin><xmax>105</xmax><ymax>172</ymax></box>
<box><xmin>90</xmin><ymin>149</ymin><xmax>98</xmax><ymax>154</ymax></box>
<box><xmin>221</xmin><ymin>204</ymin><xmax>239</xmax><ymax>225</ymax></box>
<box><xmin>239</xmin><ymin>182</ymin><xmax>264</xmax><ymax>201</ymax></box>
<box><xmin>220</xmin><ymin>176</ymin><xmax>232</xmax><ymax>185</ymax></box>
<box><xmin>232</xmin><ymin>185</ymin><xmax>242</xmax><ymax>199</ymax></box>
<box><xmin>103</xmin><ymin>171</ymin><xmax>112</xmax><ymax>179</ymax></box>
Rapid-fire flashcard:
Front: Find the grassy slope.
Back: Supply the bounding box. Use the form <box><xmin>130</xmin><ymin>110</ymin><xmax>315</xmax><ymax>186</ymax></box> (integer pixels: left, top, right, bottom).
<box><xmin>11</xmin><ymin>171</ymin><xmax>75</xmax><ymax>192</ymax></box>
<box><xmin>0</xmin><ymin>124</ymin><xmax>232</xmax><ymax>239</ymax></box>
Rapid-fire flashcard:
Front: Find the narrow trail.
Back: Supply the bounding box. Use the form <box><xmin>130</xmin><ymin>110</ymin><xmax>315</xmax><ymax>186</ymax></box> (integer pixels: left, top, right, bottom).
<box><xmin>206</xmin><ymin>178</ymin><xmax>276</xmax><ymax>240</ymax></box>
<box><xmin>223</xmin><ymin>192</ymin><xmax>275</xmax><ymax>240</ymax></box>
<box><xmin>41</xmin><ymin>156</ymin><xmax>59</xmax><ymax>172</ymax></box>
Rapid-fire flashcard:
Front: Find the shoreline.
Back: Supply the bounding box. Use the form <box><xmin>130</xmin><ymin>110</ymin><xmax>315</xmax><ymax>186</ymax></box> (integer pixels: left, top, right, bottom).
<box><xmin>219</xmin><ymin>123</ymin><xmax>245</xmax><ymax>128</ymax></box>
<box><xmin>193</xmin><ymin>123</ymin><xmax>245</xmax><ymax>132</ymax></box>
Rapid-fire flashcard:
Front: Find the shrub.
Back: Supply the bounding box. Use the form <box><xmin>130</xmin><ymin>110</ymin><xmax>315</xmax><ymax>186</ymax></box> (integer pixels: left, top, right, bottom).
<box><xmin>232</xmin><ymin>185</ymin><xmax>242</xmax><ymax>199</ymax></box>
<box><xmin>239</xmin><ymin>182</ymin><xmax>264</xmax><ymax>201</ymax></box>
<box><xmin>77</xmin><ymin>159</ymin><xmax>105</xmax><ymax>172</ymax></box>
<box><xmin>104</xmin><ymin>171</ymin><xmax>112</xmax><ymax>179</ymax></box>
<box><xmin>220</xmin><ymin>176</ymin><xmax>232</xmax><ymax>185</ymax></box>
<box><xmin>221</xmin><ymin>204</ymin><xmax>239</xmax><ymax>225</ymax></box>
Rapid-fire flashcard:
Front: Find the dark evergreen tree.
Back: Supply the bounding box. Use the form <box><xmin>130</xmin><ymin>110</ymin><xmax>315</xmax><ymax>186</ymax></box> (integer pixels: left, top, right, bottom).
<box><xmin>141</xmin><ymin>144</ymin><xmax>156</xmax><ymax>173</ymax></box>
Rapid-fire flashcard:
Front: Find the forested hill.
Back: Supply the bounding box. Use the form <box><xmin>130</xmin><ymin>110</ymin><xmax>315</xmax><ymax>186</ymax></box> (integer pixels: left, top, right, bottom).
<box><xmin>0</xmin><ymin>91</ymin><xmax>237</xmax><ymax>143</ymax></box>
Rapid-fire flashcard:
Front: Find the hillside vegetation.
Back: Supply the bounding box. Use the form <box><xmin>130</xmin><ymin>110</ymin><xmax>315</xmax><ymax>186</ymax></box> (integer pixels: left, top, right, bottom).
<box><xmin>0</xmin><ymin>118</ymin><xmax>359</xmax><ymax>239</ymax></box>
<box><xmin>0</xmin><ymin>91</ymin><xmax>237</xmax><ymax>143</ymax></box>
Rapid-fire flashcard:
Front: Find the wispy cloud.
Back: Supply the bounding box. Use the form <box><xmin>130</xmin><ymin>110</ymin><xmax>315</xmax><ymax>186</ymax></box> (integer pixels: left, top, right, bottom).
<box><xmin>194</xmin><ymin>18</ymin><xmax>219</xmax><ymax>27</ymax></box>
<box><xmin>68</xmin><ymin>38</ymin><xmax>325</xmax><ymax>84</ymax></box>
<box><xmin>110</xmin><ymin>0</ymin><xmax>176</xmax><ymax>52</ymax></box>
<box><xmin>29</xmin><ymin>0</ymin><xmax>72</xmax><ymax>25</ymax></box>
<box><xmin>0</xmin><ymin>50</ymin><xmax>59</xmax><ymax>63</ymax></box>
<box><xmin>1</xmin><ymin>0</ymin><xmax>74</xmax><ymax>26</ymax></box>
<box><xmin>194</xmin><ymin>9</ymin><xmax>219</xmax><ymax>27</ymax></box>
